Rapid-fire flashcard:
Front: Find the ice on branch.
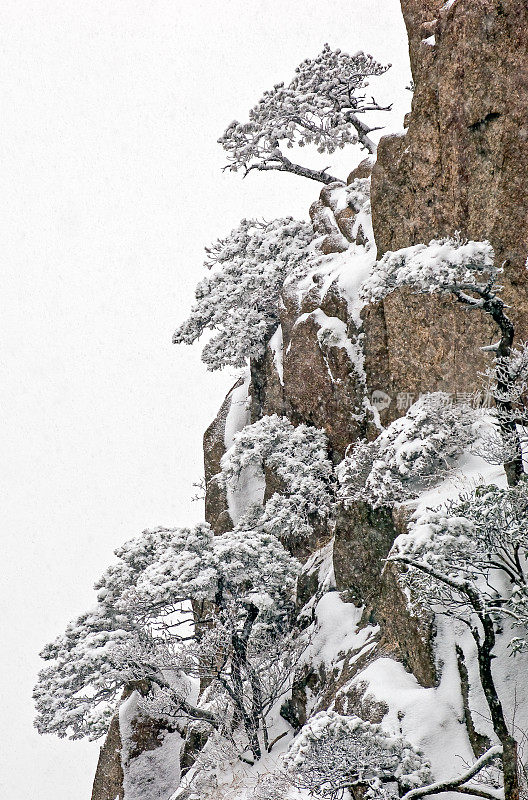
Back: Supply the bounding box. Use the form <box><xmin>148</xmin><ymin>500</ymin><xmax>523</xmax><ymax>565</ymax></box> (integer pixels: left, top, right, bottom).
<box><xmin>173</xmin><ymin>217</ymin><xmax>316</xmax><ymax>370</ymax></box>
<box><xmin>219</xmin><ymin>44</ymin><xmax>391</xmax><ymax>185</ymax></box>
<box><xmin>221</xmin><ymin>414</ymin><xmax>335</xmax><ymax>540</ymax></box>
<box><xmin>338</xmin><ymin>393</ymin><xmax>476</xmax><ymax>508</ymax></box>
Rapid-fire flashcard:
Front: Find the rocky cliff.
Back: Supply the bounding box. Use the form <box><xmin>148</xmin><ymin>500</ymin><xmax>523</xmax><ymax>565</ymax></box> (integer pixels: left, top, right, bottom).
<box><xmin>371</xmin><ymin>0</ymin><xmax>528</xmax><ymax>409</ymax></box>
<box><xmin>92</xmin><ymin>2</ymin><xmax>528</xmax><ymax>797</ymax></box>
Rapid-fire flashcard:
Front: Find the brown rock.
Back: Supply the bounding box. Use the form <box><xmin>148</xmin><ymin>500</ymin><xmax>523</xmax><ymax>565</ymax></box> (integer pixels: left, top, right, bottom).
<box><xmin>332</xmin><ymin>503</ymin><xmax>397</xmax><ymax>607</ymax></box>
<box><xmin>320</xmin><ymin>232</ymin><xmax>349</xmax><ymax>254</ymax></box>
<box><xmin>332</xmin><ymin>502</ymin><xmax>436</xmax><ymax>688</ymax></box>
<box><xmin>363</xmin><ymin>290</ymin><xmax>495</xmax><ymax>425</ymax></box>
<box><xmin>334</xmin><ymin>206</ymin><xmax>356</xmax><ymax>241</ymax></box>
<box><xmin>372</xmin><ymin>0</ymin><xmax>528</xmax><ymax>336</ymax></box>
<box><xmin>347</xmin><ymin>157</ymin><xmax>374</xmax><ymax>184</ymax></box>
<box><xmin>399</xmin><ymin>0</ymin><xmax>444</xmax><ymax>78</ymax></box>
<box><xmin>204</xmin><ymin>475</ymin><xmax>232</xmax><ymax>535</ymax></box>
<box><xmin>366</xmin><ymin>0</ymin><xmax>528</xmax><ymax>412</ymax></box>
<box><xmin>282</xmin><ymin>294</ymin><xmax>367</xmax><ymax>461</ymax></box>
<box><xmin>91</xmin><ymin>713</ymin><xmax>124</xmax><ymax>800</ymax></box>
<box><xmin>309</xmin><ymin>199</ymin><xmax>337</xmax><ymax>236</ymax></box>
<box><xmin>376</xmin><ymin>561</ymin><xmax>436</xmax><ymax>688</ymax></box>
<box><xmin>93</xmin><ymin>5</ymin><xmax>528</xmax><ymax>789</ymax></box>
<box><xmin>311</xmin><ymin>179</ymin><xmax>372</xmax><ymax>251</ymax></box>
<box><xmin>319</xmin><ymin>181</ymin><xmax>344</xmax><ymax>209</ymax></box>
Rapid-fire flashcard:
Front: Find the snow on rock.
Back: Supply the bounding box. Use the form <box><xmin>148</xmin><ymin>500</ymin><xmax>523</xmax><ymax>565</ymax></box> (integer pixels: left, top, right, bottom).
<box><xmin>224</xmin><ymin>456</ymin><xmax>266</xmax><ymax>528</ymax></box>
<box><xmin>289</xmin><ymin>178</ymin><xmax>377</xmax><ymax>327</ymax></box>
<box><xmin>352</xmin><ymin>650</ymin><xmax>474</xmax><ymax>786</ymax></box>
<box><xmin>221</xmin><ymin>372</ymin><xmax>265</xmax><ymax>526</ymax></box>
<box><xmin>299</xmin><ymin>539</ymin><xmax>336</xmax><ymax>608</ymax></box>
<box><xmin>309</xmin><ymin>592</ymin><xmax>378</xmax><ymax>672</ymax></box>
<box><xmin>292</xmin><ymin>239</ymin><xmax>376</xmax><ymax>328</ymax></box>
<box><xmin>269</xmin><ymin>324</ymin><xmax>284</xmax><ymax>386</ymax></box>
<box><xmin>400</xmin><ymin>451</ymin><xmax>507</xmax><ymax>538</ymax></box>
<box><xmin>223</xmin><ymin>371</ymin><xmax>251</xmax><ymax>451</ymax></box>
<box><xmin>294</xmin><ymin>308</ymin><xmax>366</xmax><ymax>383</ymax></box>
<box><xmin>120</xmin><ymin>692</ymin><xmax>183</xmax><ymax>800</ymax></box>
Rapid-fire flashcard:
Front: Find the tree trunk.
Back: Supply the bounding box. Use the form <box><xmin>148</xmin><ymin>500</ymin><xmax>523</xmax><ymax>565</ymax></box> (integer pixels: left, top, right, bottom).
<box><xmin>486</xmin><ymin>295</ymin><xmax>523</xmax><ymax>486</ymax></box>
<box><xmin>249</xmin><ymin>353</ymin><xmax>267</xmax><ymax>421</ymax></box>
<box><xmin>229</xmin><ymin>604</ymin><xmax>262</xmax><ymax>760</ymax></box>
<box><xmin>473</xmin><ymin>615</ymin><xmax>519</xmax><ymax>800</ymax></box>
<box><xmin>502</xmin><ymin>736</ymin><xmax>520</xmax><ymax>800</ymax></box>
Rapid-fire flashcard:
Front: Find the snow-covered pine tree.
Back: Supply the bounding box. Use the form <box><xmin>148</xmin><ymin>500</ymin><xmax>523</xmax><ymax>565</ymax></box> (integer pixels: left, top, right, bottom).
<box><xmin>221</xmin><ymin>414</ymin><xmax>335</xmax><ymax>542</ymax></box>
<box><xmin>338</xmin><ymin>393</ymin><xmax>476</xmax><ymax>508</ymax></box>
<box><xmin>282</xmin><ymin>710</ymin><xmax>432</xmax><ymax>799</ymax></box>
<box><xmin>33</xmin><ymin>523</ymin><xmax>300</xmax><ymax>761</ymax></box>
<box><xmin>173</xmin><ymin>217</ymin><xmax>316</xmax><ymax>370</ymax></box>
<box><xmin>219</xmin><ymin>44</ymin><xmax>391</xmax><ymax>185</ymax></box>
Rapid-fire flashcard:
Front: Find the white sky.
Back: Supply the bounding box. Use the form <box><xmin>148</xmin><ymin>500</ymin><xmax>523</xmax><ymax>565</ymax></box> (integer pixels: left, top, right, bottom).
<box><xmin>1</xmin><ymin>2</ymin><xmax>411</xmax><ymax>798</ymax></box>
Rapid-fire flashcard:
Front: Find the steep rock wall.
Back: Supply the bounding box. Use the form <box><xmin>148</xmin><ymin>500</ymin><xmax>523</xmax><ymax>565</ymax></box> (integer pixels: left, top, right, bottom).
<box><xmin>376</xmin><ymin>0</ymin><xmax>528</xmax><ymax>275</ymax></box>
<box><xmin>368</xmin><ymin>0</ymin><xmax>528</xmax><ymax>411</ymax></box>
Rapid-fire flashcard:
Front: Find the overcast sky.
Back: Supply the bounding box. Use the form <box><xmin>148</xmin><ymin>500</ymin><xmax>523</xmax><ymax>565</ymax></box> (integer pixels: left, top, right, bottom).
<box><xmin>1</xmin><ymin>2</ymin><xmax>411</xmax><ymax>798</ymax></box>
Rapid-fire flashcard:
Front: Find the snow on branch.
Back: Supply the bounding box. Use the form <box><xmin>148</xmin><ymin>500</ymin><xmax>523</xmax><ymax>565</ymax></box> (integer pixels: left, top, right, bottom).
<box><xmin>282</xmin><ymin>710</ymin><xmax>431</xmax><ymax>799</ymax></box>
<box><xmin>360</xmin><ymin>236</ymin><xmax>497</xmax><ymax>304</ymax></box>
<box><xmin>338</xmin><ymin>393</ymin><xmax>477</xmax><ymax>508</ymax></box>
<box><xmin>400</xmin><ymin>745</ymin><xmax>503</xmax><ymax>800</ymax></box>
<box><xmin>173</xmin><ymin>217</ymin><xmax>316</xmax><ymax>370</ymax></box>
<box><xmin>219</xmin><ymin>44</ymin><xmax>391</xmax><ymax>185</ymax></box>
<box><xmin>221</xmin><ymin>414</ymin><xmax>335</xmax><ymax>541</ymax></box>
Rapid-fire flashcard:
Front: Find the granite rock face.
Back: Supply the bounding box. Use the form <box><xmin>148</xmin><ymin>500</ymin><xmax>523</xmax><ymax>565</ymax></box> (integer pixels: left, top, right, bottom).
<box><xmin>91</xmin><ymin>713</ymin><xmax>124</xmax><ymax>800</ymax></box>
<box><xmin>91</xmin><ymin>684</ymin><xmax>177</xmax><ymax>800</ymax></box>
<box><xmin>375</xmin><ymin>0</ymin><xmax>528</xmax><ymax>280</ymax></box>
<box><xmin>369</xmin><ymin>0</ymin><xmax>528</xmax><ymax>412</ymax></box>
<box><xmin>202</xmin><ymin>377</ymin><xmax>245</xmax><ymax>536</ymax></box>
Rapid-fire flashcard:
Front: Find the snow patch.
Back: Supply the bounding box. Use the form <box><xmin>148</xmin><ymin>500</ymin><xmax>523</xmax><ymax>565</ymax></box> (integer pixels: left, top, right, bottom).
<box><xmin>353</xmin><ymin>651</ymin><xmax>474</xmax><ymax>787</ymax></box>
<box><xmin>224</xmin><ymin>458</ymin><xmax>266</xmax><ymax>527</ymax></box>
<box><xmin>224</xmin><ymin>371</ymin><xmax>251</xmax><ymax>451</ymax></box>
<box><xmin>309</xmin><ymin>592</ymin><xmax>378</xmax><ymax>669</ymax></box>
<box><xmin>222</xmin><ymin>374</ymin><xmax>262</xmax><ymax>526</ymax></box>
<box><xmin>120</xmin><ymin>692</ymin><xmax>182</xmax><ymax>800</ymax></box>
<box><xmin>269</xmin><ymin>325</ymin><xmax>284</xmax><ymax>385</ymax></box>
